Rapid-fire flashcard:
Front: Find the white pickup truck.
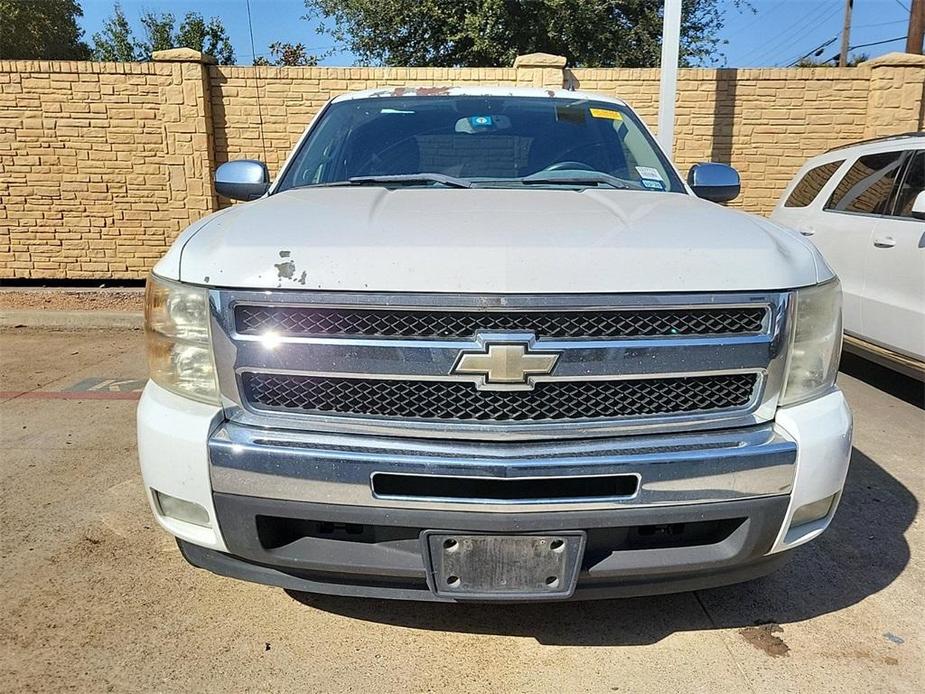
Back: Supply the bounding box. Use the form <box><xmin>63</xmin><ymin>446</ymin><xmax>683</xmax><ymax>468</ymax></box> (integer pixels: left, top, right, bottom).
<box><xmin>138</xmin><ymin>87</ymin><xmax>852</xmax><ymax>602</ymax></box>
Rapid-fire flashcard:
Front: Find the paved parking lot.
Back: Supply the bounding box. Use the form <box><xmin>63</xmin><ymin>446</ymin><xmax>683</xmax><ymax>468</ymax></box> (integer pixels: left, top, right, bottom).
<box><xmin>1</xmin><ymin>327</ymin><xmax>922</xmax><ymax>693</ymax></box>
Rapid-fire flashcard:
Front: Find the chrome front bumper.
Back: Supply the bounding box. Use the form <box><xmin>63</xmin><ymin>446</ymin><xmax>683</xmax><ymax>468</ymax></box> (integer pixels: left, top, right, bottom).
<box><xmin>203</xmin><ymin>412</ymin><xmax>801</xmax><ymax>601</ymax></box>
<box><xmin>209</xmin><ymin>422</ymin><xmax>797</xmax><ymax>513</ymax></box>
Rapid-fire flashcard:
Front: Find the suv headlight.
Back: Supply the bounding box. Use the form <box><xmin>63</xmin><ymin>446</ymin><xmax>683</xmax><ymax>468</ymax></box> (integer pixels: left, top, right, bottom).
<box><xmin>780</xmin><ymin>279</ymin><xmax>843</xmax><ymax>406</ymax></box>
<box><xmin>144</xmin><ymin>274</ymin><xmax>220</xmax><ymax>404</ymax></box>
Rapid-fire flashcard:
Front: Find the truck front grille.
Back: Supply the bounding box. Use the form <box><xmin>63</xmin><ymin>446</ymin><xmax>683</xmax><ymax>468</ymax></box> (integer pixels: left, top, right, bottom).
<box><xmin>216</xmin><ymin>290</ymin><xmax>788</xmax><ymax>438</ymax></box>
<box><xmin>241</xmin><ymin>372</ymin><xmax>758</xmax><ymax>422</ymax></box>
<box><xmin>235</xmin><ymin>305</ymin><xmax>767</xmax><ymax>339</ymax></box>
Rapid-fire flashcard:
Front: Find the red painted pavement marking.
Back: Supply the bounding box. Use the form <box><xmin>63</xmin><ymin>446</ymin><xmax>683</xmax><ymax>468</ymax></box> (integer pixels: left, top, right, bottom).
<box><xmin>0</xmin><ymin>391</ymin><xmax>142</xmax><ymax>401</ymax></box>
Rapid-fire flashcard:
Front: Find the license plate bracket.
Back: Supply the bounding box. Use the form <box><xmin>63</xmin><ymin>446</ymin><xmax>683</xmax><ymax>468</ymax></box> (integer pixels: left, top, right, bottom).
<box><xmin>422</xmin><ymin>531</ymin><xmax>586</xmax><ymax>600</ymax></box>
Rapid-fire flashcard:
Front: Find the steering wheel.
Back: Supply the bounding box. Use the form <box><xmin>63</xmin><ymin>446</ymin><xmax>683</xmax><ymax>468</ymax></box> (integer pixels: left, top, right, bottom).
<box><xmin>542</xmin><ymin>160</ymin><xmax>597</xmax><ymax>172</ymax></box>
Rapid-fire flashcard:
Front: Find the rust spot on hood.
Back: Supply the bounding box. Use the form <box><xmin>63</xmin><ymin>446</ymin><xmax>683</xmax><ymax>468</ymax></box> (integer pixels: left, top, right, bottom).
<box><xmin>373</xmin><ymin>86</ymin><xmax>452</xmax><ymax>98</ymax></box>
<box><xmin>413</xmin><ymin>86</ymin><xmax>452</xmax><ymax>96</ymax></box>
<box><xmin>274</xmin><ymin>260</ymin><xmax>296</xmax><ymax>280</ymax></box>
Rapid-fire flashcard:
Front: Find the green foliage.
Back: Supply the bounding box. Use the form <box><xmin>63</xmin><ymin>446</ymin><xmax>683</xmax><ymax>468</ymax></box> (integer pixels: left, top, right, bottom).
<box><xmin>92</xmin><ymin>3</ymin><xmax>235</xmax><ymax>64</ymax></box>
<box><xmin>0</xmin><ymin>0</ymin><xmax>91</xmax><ymax>60</ymax></box>
<box><xmin>254</xmin><ymin>42</ymin><xmax>319</xmax><ymax>66</ymax></box>
<box><xmin>91</xmin><ymin>3</ymin><xmax>137</xmax><ymax>61</ymax></box>
<box><xmin>305</xmin><ymin>0</ymin><xmax>741</xmax><ymax>67</ymax></box>
<box><xmin>176</xmin><ymin>13</ymin><xmax>236</xmax><ymax>65</ymax></box>
<box><xmin>138</xmin><ymin>10</ymin><xmax>176</xmax><ymax>56</ymax></box>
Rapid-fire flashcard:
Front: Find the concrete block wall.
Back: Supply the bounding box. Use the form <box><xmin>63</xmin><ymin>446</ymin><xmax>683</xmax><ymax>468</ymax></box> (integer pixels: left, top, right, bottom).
<box><xmin>1</xmin><ymin>51</ymin><xmax>922</xmax><ymax>280</ymax></box>
<box><xmin>0</xmin><ymin>56</ymin><xmax>215</xmax><ymax>279</ymax></box>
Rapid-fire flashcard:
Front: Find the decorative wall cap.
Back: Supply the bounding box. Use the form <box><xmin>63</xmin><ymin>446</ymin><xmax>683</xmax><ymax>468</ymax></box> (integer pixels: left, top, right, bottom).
<box><xmin>151</xmin><ymin>48</ymin><xmax>216</xmax><ymax>64</ymax></box>
<box><xmin>513</xmin><ymin>53</ymin><xmax>567</xmax><ymax>69</ymax></box>
<box><xmin>861</xmin><ymin>51</ymin><xmax>925</xmax><ymax>68</ymax></box>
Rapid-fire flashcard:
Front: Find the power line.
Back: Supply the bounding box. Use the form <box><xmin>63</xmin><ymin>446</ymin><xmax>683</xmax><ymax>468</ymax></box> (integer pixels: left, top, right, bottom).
<box><xmin>854</xmin><ymin>19</ymin><xmax>907</xmax><ymax>29</ymax></box>
<box><xmin>737</xmin><ymin>2</ymin><xmax>837</xmax><ymax>64</ymax></box>
<box><xmin>762</xmin><ymin>4</ymin><xmax>843</xmax><ymax>65</ymax></box>
<box><xmin>811</xmin><ymin>35</ymin><xmax>908</xmax><ymax>65</ymax></box>
<box><xmin>850</xmin><ymin>35</ymin><xmax>907</xmax><ymax>49</ymax></box>
<box><xmin>786</xmin><ymin>35</ymin><xmax>839</xmax><ymax>67</ymax></box>
<box><xmin>244</xmin><ymin>0</ymin><xmax>268</xmax><ymax>164</ymax></box>
<box><xmin>736</xmin><ymin>2</ymin><xmax>832</xmax><ymax>62</ymax></box>
<box><xmin>764</xmin><ymin>4</ymin><xmax>844</xmax><ymax>66</ymax></box>
<box><xmin>722</xmin><ymin>0</ymin><xmax>785</xmax><ymax>40</ymax></box>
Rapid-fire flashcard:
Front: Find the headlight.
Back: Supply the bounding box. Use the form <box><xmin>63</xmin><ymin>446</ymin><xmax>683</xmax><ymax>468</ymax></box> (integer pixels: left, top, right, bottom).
<box><xmin>144</xmin><ymin>274</ymin><xmax>220</xmax><ymax>404</ymax></box>
<box><xmin>780</xmin><ymin>279</ymin><xmax>843</xmax><ymax>406</ymax></box>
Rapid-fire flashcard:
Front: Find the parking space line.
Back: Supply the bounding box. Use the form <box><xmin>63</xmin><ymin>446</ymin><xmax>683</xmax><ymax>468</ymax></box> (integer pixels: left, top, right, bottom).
<box><xmin>0</xmin><ymin>391</ymin><xmax>141</xmax><ymax>401</ymax></box>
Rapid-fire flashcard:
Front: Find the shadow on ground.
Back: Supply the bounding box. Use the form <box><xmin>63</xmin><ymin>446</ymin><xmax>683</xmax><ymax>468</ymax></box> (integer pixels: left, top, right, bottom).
<box><xmin>839</xmin><ymin>352</ymin><xmax>924</xmax><ymax>409</ymax></box>
<box><xmin>289</xmin><ymin>444</ymin><xmax>915</xmax><ymax>646</ymax></box>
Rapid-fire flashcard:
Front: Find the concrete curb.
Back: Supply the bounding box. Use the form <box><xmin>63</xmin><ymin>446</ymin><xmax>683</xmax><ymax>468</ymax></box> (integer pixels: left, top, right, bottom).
<box><xmin>0</xmin><ymin>310</ymin><xmax>143</xmax><ymax>330</ymax></box>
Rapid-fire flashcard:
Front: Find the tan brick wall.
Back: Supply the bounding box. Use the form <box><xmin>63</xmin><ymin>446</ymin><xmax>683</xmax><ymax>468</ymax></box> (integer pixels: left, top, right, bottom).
<box><xmin>1</xmin><ymin>53</ymin><xmax>921</xmax><ymax>280</ymax></box>
<box><xmin>864</xmin><ymin>53</ymin><xmax>925</xmax><ymax>139</ymax></box>
<box><xmin>0</xmin><ymin>59</ymin><xmax>215</xmax><ymax>279</ymax></box>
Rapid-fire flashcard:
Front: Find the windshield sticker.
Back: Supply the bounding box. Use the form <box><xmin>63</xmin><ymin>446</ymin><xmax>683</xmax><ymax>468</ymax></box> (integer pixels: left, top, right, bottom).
<box><xmin>635</xmin><ymin>166</ymin><xmax>664</xmax><ymax>182</ymax></box>
<box><xmin>589</xmin><ymin>108</ymin><xmax>623</xmax><ymax>121</ymax></box>
<box><xmin>641</xmin><ymin>179</ymin><xmax>666</xmax><ymax>190</ymax></box>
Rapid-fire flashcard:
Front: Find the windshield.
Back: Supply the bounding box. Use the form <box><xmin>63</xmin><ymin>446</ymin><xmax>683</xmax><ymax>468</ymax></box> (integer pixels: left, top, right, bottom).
<box><xmin>276</xmin><ymin>95</ymin><xmax>685</xmax><ymax>193</ymax></box>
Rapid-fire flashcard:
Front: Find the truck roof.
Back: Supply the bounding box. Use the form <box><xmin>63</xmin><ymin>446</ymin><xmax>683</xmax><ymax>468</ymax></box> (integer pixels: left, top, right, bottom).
<box><xmin>331</xmin><ymin>85</ymin><xmax>628</xmax><ymax>106</ymax></box>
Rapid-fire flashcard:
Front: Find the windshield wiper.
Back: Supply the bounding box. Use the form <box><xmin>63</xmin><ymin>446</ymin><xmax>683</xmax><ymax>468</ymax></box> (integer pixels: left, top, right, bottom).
<box><xmin>521</xmin><ymin>170</ymin><xmax>630</xmax><ymax>189</ymax></box>
<box><xmin>343</xmin><ymin>173</ymin><xmax>473</xmax><ymax>189</ymax></box>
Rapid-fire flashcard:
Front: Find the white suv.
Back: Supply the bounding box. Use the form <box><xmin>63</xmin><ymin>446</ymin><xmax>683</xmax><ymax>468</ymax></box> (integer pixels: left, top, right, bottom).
<box><xmin>771</xmin><ymin>133</ymin><xmax>924</xmax><ymax>379</ymax></box>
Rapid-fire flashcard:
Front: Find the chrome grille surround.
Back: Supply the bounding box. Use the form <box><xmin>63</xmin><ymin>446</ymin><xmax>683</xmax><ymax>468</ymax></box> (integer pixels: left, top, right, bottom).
<box><xmin>234</xmin><ymin>304</ymin><xmax>768</xmax><ymax>339</ymax></box>
<box><xmin>210</xmin><ymin>290</ymin><xmax>792</xmax><ymax>441</ymax></box>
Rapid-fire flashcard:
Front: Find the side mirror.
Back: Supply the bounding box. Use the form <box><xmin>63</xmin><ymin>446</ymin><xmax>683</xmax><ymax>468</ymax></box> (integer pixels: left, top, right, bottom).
<box><xmin>912</xmin><ymin>190</ymin><xmax>925</xmax><ymax>220</ymax></box>
<box><xmin>687</xmin><ymin>162</ymin><xmax>740</xmax><ymax>203</ymax></box>
<box><xmin>215</xmin><ymin>160</ymin><xmax>270</xmax><ymax>201</ymax></box>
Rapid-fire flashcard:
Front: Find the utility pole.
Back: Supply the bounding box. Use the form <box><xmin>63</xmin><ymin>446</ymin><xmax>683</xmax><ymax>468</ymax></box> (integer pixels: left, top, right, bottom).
<box><xmin>839</xmin><ymin>0</ymin><xmax>853</xmax><ymax>67</ymax></box>
<box><xmin>908</xmin><ymin>0</ymin><xmax>925</xmax><ymax>54</ymax></box>
<box><xmin>657</xmin><ymin>0</ymin><xmax>682</xmax><ymax>156</ymax></box>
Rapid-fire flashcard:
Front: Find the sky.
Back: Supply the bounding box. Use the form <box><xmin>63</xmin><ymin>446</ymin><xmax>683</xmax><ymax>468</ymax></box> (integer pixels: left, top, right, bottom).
<box><xmin>76</xmin><ymin>0</ymin><xmax>916</xmax><ymax>68</ymax></box>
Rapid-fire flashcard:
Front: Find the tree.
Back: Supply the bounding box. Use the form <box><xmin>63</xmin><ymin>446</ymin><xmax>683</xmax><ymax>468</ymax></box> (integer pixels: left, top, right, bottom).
<box><xmin>138</xmin><ymin>10</ymin><xmax>176</xmax><ymax>57</ymax></box>
<box><xmin>136</xmin><ymin>10</ymin><xmax>235</xmax><ymax>63</ymax></box>
<box><xmin>254</xmin><ymin>42</ymin><xmax>319</xmax><ymax>66</ymax></box>
<box><xmin>93</xmin><ymin>3</ymin><xmax>139</xmax><ymax>62</ymax></box>
<box><xmin>92</xmin><ymin>3</ymin><xmax>236</xmax><ymax>64</ymax></box>
<box><xmin>176</xmin><ymin>13</ymin><xmax>236</xmax><ymax>65</ymax></box>
<box><xmin>305</xmin><ymin>0</ymin><xmax>743</xmax><ymax>67</ymax></box>
<box><xmin>0</xmin><ymin>0</ymin><xmax>91</xmax><ymax>60</ymax></box>
<box><xmin>91</xmin><ymin>2</ymin><xmax>138</xmax><ymax>61</ymax></box>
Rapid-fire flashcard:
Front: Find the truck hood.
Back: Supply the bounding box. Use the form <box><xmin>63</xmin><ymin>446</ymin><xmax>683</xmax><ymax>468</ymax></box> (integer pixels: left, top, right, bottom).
<box><xmin>169</xmin><ymin>187</ymin><xmax>827</xmax><ymax>293</ymax></box>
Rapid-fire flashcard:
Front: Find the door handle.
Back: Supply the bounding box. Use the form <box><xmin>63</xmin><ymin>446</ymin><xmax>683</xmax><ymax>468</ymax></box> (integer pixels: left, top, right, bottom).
<box><xmin>798</xmin><ymin>227</ymin><xmax>815</xmax><ymax>237</ymax></box>
<box><xmin>873</xmin><ymin>235</ymin><xmax>896</xmax><ymax>248</ymax></box>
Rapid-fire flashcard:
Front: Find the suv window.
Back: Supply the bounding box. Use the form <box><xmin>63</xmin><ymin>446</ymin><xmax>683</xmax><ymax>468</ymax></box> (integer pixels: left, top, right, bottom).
<box><xmin>892</xmin><ymin>150</ymin><xmax>924</xmax><ymax>219</ymax></box>
<box><xmin>784</xmin><ymin>160</ymin><xmax>843</xmax><ymax>207</ymax></box>
<box><xmin>824</xmin><ymin>151</ymin><xmax>904</xmax><ymax>215</ymax></box>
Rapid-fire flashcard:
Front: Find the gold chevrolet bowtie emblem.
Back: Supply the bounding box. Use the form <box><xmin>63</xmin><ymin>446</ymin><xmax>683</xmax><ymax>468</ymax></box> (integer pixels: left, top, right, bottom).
<box><xmin>453</xmin><ymin>342</ymin><xmax>559</xmax><ymax>390</ymax></box>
